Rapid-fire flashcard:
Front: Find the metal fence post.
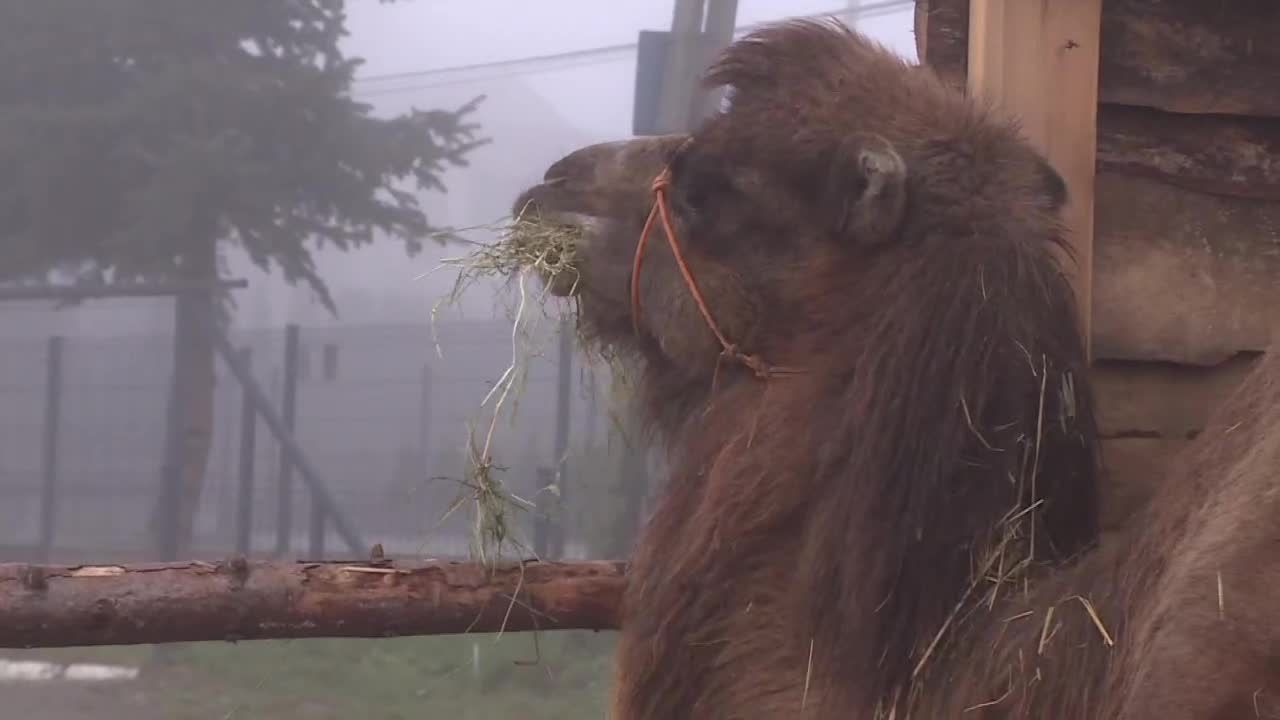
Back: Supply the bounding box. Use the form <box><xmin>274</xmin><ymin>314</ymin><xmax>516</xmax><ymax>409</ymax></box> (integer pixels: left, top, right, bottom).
<box><xmin>235</xmin><ymin>347</ymin><xmax>256</xmax><ymax>556</ymax></box>
<box><xmin>308</xmin><ymin>497</ymin><xmax>326</xmax><ymax>560</ymax></box>
<box><xmin>551</xmin><ymin>316</ymin><xmax>573</xmax><ymax>559</ymax></box>
<box><xmin>155</xmin><ymin>293</ymin><xmax>194</xmax><ymax>561</ymax></box>
<box><xmin>38</xmin><ymin>336</ymin><xmax>64</xmax><ymax>562</ymax></box>
<box><xmin>534</xmin><ymin>466</ymin><xmax>554</xmax><ymax>558</ymax></box>
<box><xmin>419</xmin><ymin>363</ymin><xmax>434</xmax><ymax>479</ymax></box>
<box><xmin>210</xmin><ymin>328</ymin><xmax>366</xmax><ymax>554</ymax></box>
<box><xmin>275</xmin><ymin>323</ymin><xmax>300</xmax><ymax>556</ymax></box>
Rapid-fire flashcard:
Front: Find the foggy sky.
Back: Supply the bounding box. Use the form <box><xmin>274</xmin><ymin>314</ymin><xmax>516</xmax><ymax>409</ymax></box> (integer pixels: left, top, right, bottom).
<box><xmin>236</xmin><ymin>0</ymin><xmax>918</xmax><ymax>332</ymax></box>
<box><xmin>0</xmin><ymin>1</ymin><xmax>916</xmax><ymax>338</ymax></box>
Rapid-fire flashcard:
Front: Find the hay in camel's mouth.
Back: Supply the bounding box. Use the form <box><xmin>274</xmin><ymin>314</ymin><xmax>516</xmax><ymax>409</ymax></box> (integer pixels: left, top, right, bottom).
<box><xmin>438</xmin><ymin>203</ymin><xmax>585</xmax><ymax>301</ymax></box>
<box><xmin>423</xmin><ymin>205</ymin><xmax>590</xmax><ymax>569</ymax></box>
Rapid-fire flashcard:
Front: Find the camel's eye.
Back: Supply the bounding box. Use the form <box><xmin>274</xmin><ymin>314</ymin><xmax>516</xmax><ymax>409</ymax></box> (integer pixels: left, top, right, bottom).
<box><xmin>669</xmin><ymin>150</ymin><xmax>734</xmax><ymax>222</ymax></box>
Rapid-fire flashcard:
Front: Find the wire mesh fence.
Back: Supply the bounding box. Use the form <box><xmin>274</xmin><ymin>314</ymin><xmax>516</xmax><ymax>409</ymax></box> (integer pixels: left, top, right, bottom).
<box><xmin>0</xmin><ymin>314</ymin><xmax>645</xmax><ymax>566</ymax></box>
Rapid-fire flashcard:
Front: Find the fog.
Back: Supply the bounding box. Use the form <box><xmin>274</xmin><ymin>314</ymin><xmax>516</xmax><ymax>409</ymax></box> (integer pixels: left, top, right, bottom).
<box><xmin>0</xmin><ymin>2</ymin><xmax>915</xmax><ymax>717</ymax></box>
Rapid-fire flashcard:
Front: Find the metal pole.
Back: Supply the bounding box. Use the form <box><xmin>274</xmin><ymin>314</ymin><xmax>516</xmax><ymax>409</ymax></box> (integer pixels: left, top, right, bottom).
<box><xmin>551</xmin><ymin>316</ymin><xmax>573</xmax><ymax>559</ymax></box>
<box><xmin>210</xmin><ymin>325</ymin><xmax>366</xmax><ymax>554</ymax></box>
<box><xmin>655</xmin><ymin>0</ymin><xmax>708</xmax><ymax>134</ymax></box>
<box><xmin>418</xmin><ymin>363</ymin><xmax>434</xmax><ymax>523</ymax></box>
<box><xmin>38</xmin><ymin>336</ymin><xmax>64</xmax><ymax>562</ymax></box>
<box><xmin>419</xmin><ymin>364</ymin><xmax>434</xmax><ymax>477</ymax></box>
<box><xmin>235</xmin><ymin>347</ymin><xmax>256</xmax><ymax>557</ymax></box>
<box><xmin>534</xmin><ymin>466</ymin><xmax>554</xmax><ymax>558</ymax></box>
<box><xmin>308</xmin><ymin>496</ymin><xmax>326</xmax><ymax>560</ymax></box>
<box><xmin>695</xmin><ymin>0</ymin><xmax>739</xmax><ymax>123</ymax></box>
<box><xmin>275</xmin><ymin>324</ymin><xmax>300</xmax><ymax>556</ymax></box>
<box><xmin>155</xmin><ymin>294</ymin><xmax>193</xmax><ymax>561</ymax></box>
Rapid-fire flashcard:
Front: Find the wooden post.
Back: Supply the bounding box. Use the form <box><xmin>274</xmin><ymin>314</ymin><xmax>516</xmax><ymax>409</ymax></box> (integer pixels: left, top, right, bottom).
<box><xmin>966</xmin><ymin>0</ymin><xmax>1102</xmax><ymax>356</ymax></box>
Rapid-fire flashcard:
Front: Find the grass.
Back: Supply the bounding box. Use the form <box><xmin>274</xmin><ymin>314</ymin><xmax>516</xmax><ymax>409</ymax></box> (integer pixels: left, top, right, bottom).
<box><xmin>10</xmin><ymin>631</ymin><xmax>617</xmax><ymax>720</ymax></box>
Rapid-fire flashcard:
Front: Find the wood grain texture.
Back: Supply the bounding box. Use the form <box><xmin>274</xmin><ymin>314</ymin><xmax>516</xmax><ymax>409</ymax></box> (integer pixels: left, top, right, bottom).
<box><xmin>918</xmin><ymin>1</ymin><xmax>1280</xmax><ymax>202</ymax></box>
<box><xmin>918</xmin><ymin>0</ymin><xmax>1280</xmax><ymax>117</ymax></box>
<box><xmin>965</xmin><ymin>0</ymin><xmax>1102</xmax><ymax>352</ymax></box>
<box><xmin>1096</xmin><ymin>105</ymin><xmax>1280</xmax><ymax>201</ymax></box>
<box><xmin>1093</xmin><ymin>355</ymin><xmax>1260</xmax><ymax>438</ymax></box>
<box><xmin>1093</xmin><ymin>172</ymin><xmax>1280</xmax><ymax>365</ymax></box>
<box><xmin>0</xmin><ymin>559</ymin><xmax>626</xmax><ymax>649</ymax></box>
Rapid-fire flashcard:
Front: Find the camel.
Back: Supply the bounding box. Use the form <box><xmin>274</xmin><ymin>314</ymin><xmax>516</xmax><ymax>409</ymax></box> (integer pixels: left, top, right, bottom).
<box><xmin>512</xmin><ymin>19</ymin><xmax>1280</xmax><ymax>719</ymax></box>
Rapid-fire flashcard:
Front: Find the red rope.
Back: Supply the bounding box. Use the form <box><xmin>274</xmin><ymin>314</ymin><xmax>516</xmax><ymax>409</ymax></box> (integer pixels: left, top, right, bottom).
<box><xmin>630</xmin><ymin>168</ymin><xmax>802</xmax><ymax>380</ymax></box>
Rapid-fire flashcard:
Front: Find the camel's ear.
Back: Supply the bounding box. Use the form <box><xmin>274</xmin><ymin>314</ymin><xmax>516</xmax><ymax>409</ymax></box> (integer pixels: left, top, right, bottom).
<box><xmin>1036</xmin><ymin>156</ymin><xmax>1069</xmax><ymax>212</ymax></box>
<box><xmin>822</xmin><ymin>133</ymin><xmax>907</xmax><ymax>247</ymax></box>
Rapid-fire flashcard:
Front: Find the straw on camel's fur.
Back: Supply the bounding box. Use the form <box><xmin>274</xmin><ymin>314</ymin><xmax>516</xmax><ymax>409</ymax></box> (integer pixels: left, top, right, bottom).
<box><xmin>513</xmin><ymin>20</ymin><xmax>1102</xmax><ymax>718</ymax></box>
<box><xmin>516</xmin><ymin>19</ymin><xmax>1280</xmax><ymax>719</ymax></box>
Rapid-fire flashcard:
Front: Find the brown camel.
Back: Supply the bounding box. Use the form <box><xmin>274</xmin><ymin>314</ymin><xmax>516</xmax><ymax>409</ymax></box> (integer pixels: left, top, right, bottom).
<box><xmin>513</xmin><ymin>19</ymin><xmax>1280</xmax><ymax>719</ymax></box>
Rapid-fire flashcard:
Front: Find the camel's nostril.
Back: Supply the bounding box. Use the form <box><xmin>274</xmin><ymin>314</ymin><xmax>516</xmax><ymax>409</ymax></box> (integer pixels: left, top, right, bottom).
<box><xmin>544</xmin><ymin>152</ymin><xmax>587</xmax><ymax>184</ymax></box>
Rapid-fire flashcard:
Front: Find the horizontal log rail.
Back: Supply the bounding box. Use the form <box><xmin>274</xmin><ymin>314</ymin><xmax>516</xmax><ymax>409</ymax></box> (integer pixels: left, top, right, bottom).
<box><xmin>0</xmin><ymin>559</ymin><xmax>626</xmax><ymax>649</ymax></box>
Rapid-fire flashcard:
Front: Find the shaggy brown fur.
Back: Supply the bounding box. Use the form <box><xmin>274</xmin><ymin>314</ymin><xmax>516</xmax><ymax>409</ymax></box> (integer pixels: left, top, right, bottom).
<box><xmin>513</xmin><ymin>19</ymin><xmax>1280</xmax><ymax>719</ymax></box>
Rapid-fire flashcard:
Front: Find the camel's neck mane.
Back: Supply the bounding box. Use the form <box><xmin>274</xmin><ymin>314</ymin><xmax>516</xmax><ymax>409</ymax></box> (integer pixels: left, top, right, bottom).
<box><xmin>615</xmin><ymin>239</ymin><xmax>1102</xmax><ymax>716</ymax></box>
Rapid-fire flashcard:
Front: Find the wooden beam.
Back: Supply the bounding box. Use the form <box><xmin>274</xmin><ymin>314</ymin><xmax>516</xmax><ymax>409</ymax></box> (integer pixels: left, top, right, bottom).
<box><xmin>1092</xmin><ymin>172</ymin><xmax>1280</xmax><ymax>366</ymax></box>
<box><xmin>966</xmin><ymin>0</ymin><xmax>1103</xmax><ymax>354</ymax></box>
<box><xmin>919</xmin><ymin>0</ymin><xmax>1280</xmax><ymax>202</ymax></box>
<box><xmin>0</xmin><ymin>559</ymin><xmax>626</xmax><ymax>649</ymax></box>
<box><xmin>1095</xmin><ymin>105</ymin><xmax>1280</xmax><ymax>202</ymax></box>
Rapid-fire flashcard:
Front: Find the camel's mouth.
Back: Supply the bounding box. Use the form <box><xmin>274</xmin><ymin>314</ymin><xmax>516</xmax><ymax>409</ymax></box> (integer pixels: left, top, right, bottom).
<box><xmin>510</xmin><ymin>135</ymin><xmax>681</xmax><ymax>300</ymax></box>
<box><xmin>511</xmin><ymin>186</ymin><xmax>601</xmax><ymax>298</ymax></box>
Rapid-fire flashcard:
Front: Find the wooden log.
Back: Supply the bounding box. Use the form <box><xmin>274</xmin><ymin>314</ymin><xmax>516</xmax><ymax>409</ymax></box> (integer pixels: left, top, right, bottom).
<box><xmin>1093</xmin><ymin>355</ymin><xmax>1259</xmax><ymax>439</ymax></box>
<box><xmin>0</xmin><ymin>559</ymin><xmax>626</xmax><ymax>649</ymax></box>
<box><xmin>1096</xmin><ymin>105</ymin><xmax>1280</xmax><ymax>202</ymax></box>
<box><xmin>917</xmin><ymin>0</ymin><xmax>1280</xmax><ymax>117</ymax></box>
<box><xmin>917</xmin><ymin>0</ymin><xmax>1280</xmax><ymax>203</ymax></box>
<box><xmin>1093</xmin><ymin>172</ymin><xmax>1280</xmax><ymax>365</ymax></box>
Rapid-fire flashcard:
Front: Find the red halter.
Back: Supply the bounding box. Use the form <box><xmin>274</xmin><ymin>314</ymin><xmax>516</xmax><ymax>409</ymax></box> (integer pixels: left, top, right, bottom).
<box><xmin>629</xmin><ymin>167</ymin><xmax>802</xmax><ymax>380</ymax></box>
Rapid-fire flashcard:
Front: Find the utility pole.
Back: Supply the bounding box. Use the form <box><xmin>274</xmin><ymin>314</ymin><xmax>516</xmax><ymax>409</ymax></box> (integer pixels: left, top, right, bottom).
<box><xmin>696</xmin><ymin>0</ymin><xmax>739</xmax><ymax>123</ymax></box>
<box><xmin>653</xmin><ymin>0</ymin><xmax>706</xmax><ymax>134</ymax></box>
<box><xmin>646</xmin><ymin>0</ymin><xmax>739</xmax><ymax>135</ymax></box>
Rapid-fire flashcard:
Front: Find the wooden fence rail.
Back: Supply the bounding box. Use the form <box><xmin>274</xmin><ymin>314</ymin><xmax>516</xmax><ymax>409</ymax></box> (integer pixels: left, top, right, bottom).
<box><xmin>0</xmin><ymin>559</ymin><xmax>625</xmax><ymax>649</ymax></box>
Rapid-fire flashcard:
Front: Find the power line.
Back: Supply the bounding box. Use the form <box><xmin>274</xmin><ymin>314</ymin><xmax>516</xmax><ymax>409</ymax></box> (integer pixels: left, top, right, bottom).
<box><xmin>353</xmin><ymin>46</ymin><xmax>637</xmax><ymax>99</ymax></box>
<box><xmin>354</xmin><ymin>43</ymin><xmax>637</xmax><ymax>86</ymax></box>
<box><xmin>351</xmin><ymin>0</ymin><xmax>913</xmax><ymax>94</ymax></box>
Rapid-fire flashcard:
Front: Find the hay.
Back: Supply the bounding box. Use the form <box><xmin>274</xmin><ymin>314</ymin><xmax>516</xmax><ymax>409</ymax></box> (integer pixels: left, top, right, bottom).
<box><xmin>429</xmin><ymin>202</ymin><xmax>582</xmax><ymax>321</ymax></box>
<box><xmin>911</xmin><ymin>353</ymin><xmax>1059</xmax><ymax>686</ymax></box>
<box><xmin>421</xmin><ymin>206</ymin><xmax>585</xmax><ymax>568</ymax></box>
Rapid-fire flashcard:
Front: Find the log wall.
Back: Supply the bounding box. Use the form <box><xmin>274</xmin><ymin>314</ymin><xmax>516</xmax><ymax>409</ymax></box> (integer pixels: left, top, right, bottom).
<box><xmin>914</xmin><ymin>0</ymin><xmax>1280</xmax><ymax>529</ymax></box>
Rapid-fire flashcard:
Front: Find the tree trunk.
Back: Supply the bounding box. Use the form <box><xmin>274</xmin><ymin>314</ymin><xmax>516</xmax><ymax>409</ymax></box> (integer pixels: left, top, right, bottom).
<box><xmin>0</xmin><ymin>559</ymin><xmax>625</xmax><ymax>649</ymax></box>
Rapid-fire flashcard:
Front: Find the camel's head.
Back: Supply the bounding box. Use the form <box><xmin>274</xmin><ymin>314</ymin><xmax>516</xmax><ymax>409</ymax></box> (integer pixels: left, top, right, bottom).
<box><xmin>511</xmin><ymin>20</ymin><xmax>1069</xmax><ymax>380</ymax></box>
